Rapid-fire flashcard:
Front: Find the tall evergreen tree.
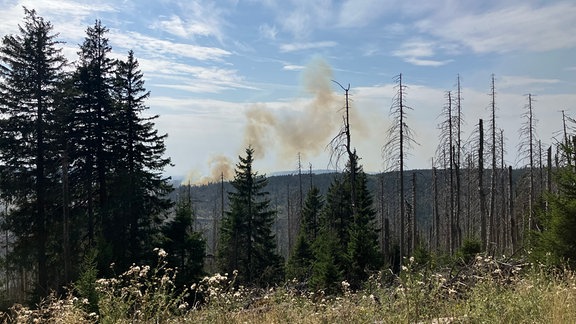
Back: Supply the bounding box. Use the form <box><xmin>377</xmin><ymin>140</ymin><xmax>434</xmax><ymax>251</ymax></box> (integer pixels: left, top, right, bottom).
<box><xmin>346</xmin><ymin>159</ymin><xmax>383</xmax><ymax>288</ymax></box>
<box><xmin>217</xmin><ymin>147</ymin><xmax>283</xmax><ymax>285</ymax></box>
<box><xmin>311</xmin><ymin>157</ymin><xmax>382</xmax><ymax>291</ymax></box>
<box><xmin>69</xmin><ymin>20</ymin><xmax>116</xmax><ymax>249</ymax></box>
<box><xmin>0</xmin><ymin>8</ymin><xmax>67</xmax><ymax>296</ymax></box>
<box><xmin>107</xmin><ymin>50</ymin><xmax>172</xmax><ymax>269</ymax></box>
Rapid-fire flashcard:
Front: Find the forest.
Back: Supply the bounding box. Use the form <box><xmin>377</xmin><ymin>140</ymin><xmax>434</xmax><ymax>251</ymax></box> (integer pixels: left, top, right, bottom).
<box><xmin>1</xmin><ymin>8</ymin><xmax>576</xmax><ymax>323</ymax></box>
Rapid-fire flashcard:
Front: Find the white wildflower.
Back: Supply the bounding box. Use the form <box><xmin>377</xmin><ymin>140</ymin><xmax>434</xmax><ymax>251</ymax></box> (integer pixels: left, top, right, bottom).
<box><xmin>157</xmin><ymin>248</ymin><xmax>168</xmax><ymax>258</ymax></box>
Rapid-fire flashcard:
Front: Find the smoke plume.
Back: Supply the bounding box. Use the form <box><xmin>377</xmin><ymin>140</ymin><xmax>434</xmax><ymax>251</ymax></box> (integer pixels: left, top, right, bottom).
<box><xmin>243</xmin><ymin>57</ymin><xmax>343</xmax><ymax>164</ymax></box>
<box><xmin>182</xmin><ymin>154</ymin><xmax>234</xmax><ymax>185</ymax></box>
<box><xmin>185</xmin><ymin>57</ymin><xmax>373</xmax><ymax>185</ymax></box>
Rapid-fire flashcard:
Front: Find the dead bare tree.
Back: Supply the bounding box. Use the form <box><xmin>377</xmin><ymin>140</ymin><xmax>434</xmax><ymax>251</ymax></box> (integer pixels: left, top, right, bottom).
<box><xmin>383</xmin><ymin>74</ymin><xmax>418</xmax><ymax>261</ymax></box>
<box><xmin>517</xmin><ymin>93</ymin><xmax>538</xmax><ymax>235</ymax></box>
<box><xmin>488</xmin><ymin>75</ymin><xmax>499</xmax><ymax>253</ymax></box>
<box><xmin>478</xmin><ymin>119</ymin><xmax>487</xmax><ymax>249</ymax></box>
<box><xmin>328</xmin><ymin>81</ymin><xmax>357</xmax><ymax>215</ymax></box>
<box><xmin>436</xmin><ymin>91</ymin><xmax>456</xmax><ymax>253</ymax></box>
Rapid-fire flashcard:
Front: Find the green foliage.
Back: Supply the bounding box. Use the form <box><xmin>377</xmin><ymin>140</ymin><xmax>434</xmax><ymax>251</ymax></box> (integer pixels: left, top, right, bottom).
<box><xmin>532</xmin><ymin>142</ymin><xmax>576</xmax><ymax>268</ymax></box>
<box><xmin>411</xmin><ymin>244</ymin><xmax>432</xmax><ymax>269</ymax></box>
<box><xmin>285</xmin><ymin>233</ymin><xmax>314</xmax><ymax>282</ymax></box>
<box><xmin>0</xmin><ymin>7</ymin><xmax>68</xmax><ymax>295</ymax></box>
<box><xmin>310</xmin><ymin>156</ymin><xmax>383</xmax><ymax>292</ymax></box>
<box><xmin>455</xmin><ymin>238</ymin><xmax>483</xmax><ymax>264</ymax></box>
<box><xmin>12</xmin><ymin>256</ymin><xmax>576</xmax><ymax>323</ymax></box>
<box><xmin>0</xmin><ymin>11</ymin><xmax>173</xmax><ymax>303</ymax></box>
<box><xmin>74</xmin><ymin>249</ymin><xmax>100</xmax><ymax>314</ymax></box>
<box><xmin>160</xmin><ymin>191</ymin><xmax>206</xmax><ymax>287</ymax></box>
<box><xmin>310</xmin><ymin>228</ymin><xmax>344</xmax><ymax>295</ymax></box>
<box><xmin>218</xmin><ymin>147</ymin><xmax>283</xmax><ymax>286</ymax></box>
<box><xmin>286</xmin><ymin>186</ymin><xmax>323</xmax><ymax>282</ymax></box>
<box><xmin>345</xmin><ymin>166</ymin><xmax>384</xmax><ymax>288</ymax></box>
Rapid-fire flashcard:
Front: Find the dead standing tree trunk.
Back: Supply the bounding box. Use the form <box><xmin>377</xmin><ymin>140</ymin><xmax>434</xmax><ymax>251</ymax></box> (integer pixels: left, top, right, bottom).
<box><xmin>383</xmin><ymin>74</ymin><xmax>417</xmax><ymax>262</ymax></box>
<box><xmin>478</xmin><ymin>119</ymin><xmax>487</xmax><ymax>249</ymax></box>
<box><xmin>488</xmin><ymin>75</ymin><xmax>498</xmax><ymax>254</ymax></box>
<box><xmin>329</xmin><ymin>81</ymin><xmax>357</xmax><ymax>216</ymax></box>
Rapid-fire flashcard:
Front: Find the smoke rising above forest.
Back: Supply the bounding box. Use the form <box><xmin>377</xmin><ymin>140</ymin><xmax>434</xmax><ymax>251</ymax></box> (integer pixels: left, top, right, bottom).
<box><xmin>183</xmin><ymin>57</ymin><xmax>373</xmax><ymax>185</ymax></box>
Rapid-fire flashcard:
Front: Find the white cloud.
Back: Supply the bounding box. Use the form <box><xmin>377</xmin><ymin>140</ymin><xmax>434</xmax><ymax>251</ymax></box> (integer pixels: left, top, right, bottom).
<box><xmin>393</xmin><ymin>39</ymin><xmax>451</xmax><ymax>67</ymax></box>
<box><xmin>150</xmin><ymin>0</ymin><xmax>225</xmax><ymax>41</ymax></box>
<box><xmin>136</xmin><ymin>58</ymin><xmax>251</xmax><ymax>93</ymax></box>
<box><xmin>110</xmin><ymin>31</ymin><xmax>231</xmax><ymax>61</ymax></box>
<box><xmin>417</xmin><ymin>2</ymin><xmax>576</xmax><ymax>54</ymax></box>
<box><xmin>499</xmin><ymin>75</ymin><xmax>560</xmax><ymax>89</ymax></box>
<box><xmin>280</xmin><ymin>41</ymin><xmax>337</xmax><ymax>52</ymax></box>
<box><xmin>151</xmin><ymin>15</ymin><xmax>215</xmax><ymax>39</ymax></box>
<box><xmin>0</xmin><ymin>0</ymin><xmax>117</xmax><ymax>40</ymax></box>
<box><xmin>337</xmin><ymin>0</ymin><xmax>391</xmax><ymax>28</ymax></box>
<box><xmin>258</xmin><ymin>23</ymin><xmax>278</xmax><ymax>40</ymax></box>
<box><xmin>404</xmin><ymin>58</ymin><xmax>452</xmax><ymax>67</ymax></box>
<box><xmin>262</xmin><ymin>0</ymin><xmax>334</xmax><ymax>39</ymax></box>
<box><xmin>283</xmin><ymin>64</ymin><xmax>305</xmax><ymax>71</ymax></box>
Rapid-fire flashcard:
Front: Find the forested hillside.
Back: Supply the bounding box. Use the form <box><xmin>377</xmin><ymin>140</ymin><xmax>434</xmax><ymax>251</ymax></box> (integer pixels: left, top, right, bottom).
<box><xmin>182</xmin><ymin>167</ymin><xmax>530</xmax><ymax>265</ymax></box>
<box><xmin>1</xmin><ymin>8</ymin><xmax>575</xmax><ymax>315</ymax></box>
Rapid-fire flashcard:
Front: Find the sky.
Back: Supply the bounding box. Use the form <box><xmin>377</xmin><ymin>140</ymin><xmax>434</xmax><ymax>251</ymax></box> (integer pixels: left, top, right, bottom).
<box><xmin>1</xmin><ymin>0</ymin><xmax>575</xmax><ymax>183</ymax></box>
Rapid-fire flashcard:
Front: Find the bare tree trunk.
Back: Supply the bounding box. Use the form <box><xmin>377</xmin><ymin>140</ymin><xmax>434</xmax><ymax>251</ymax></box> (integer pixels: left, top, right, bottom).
<box><xmin>433</xmin><ymin>165</ymin><xmax>440</xmax><ymax>251</ymax></box>
<box><xmin>499</xmin><ymin>130</ymin><xmax>506</xmax><ymax>253</ymax></box>
<box><xmin>411</xmin><ymin>172</ymin><xmax>417</xmax><ymax>252</ymax></box>
<box><xmin>488</xmin><ymin>75</ymin><xmax>497</xmax><ymax>253</ymax></box>
<box><xmin>509</xmin><ymin>165</ymin><xmax>516</xmax><ymax>251</ymax></box>
<box><xmin>547</xmin><ymin>146</ymin><xmax>552</xmax><ymax>193</ymax></box>
<box><xmin>527</xmin><ymin>94</ymin><xmax>534</xmax><ymax>233</ymax></box>
<box><xmin>478</xmin><ymin>119</ymin><xmax>487</xmax><ymax>249</ymax></box>
<box><xmin>287</xmin><ymin>183</ymin><xmax>292</xmax><ymax>255</ymax></box>
<box><xmin>562</xmin><ymin>110</ymin><xmax>571</xmax><ymax>165</ymax></box>
<box><xmin>455</xmin><ymin>75</ymin><xmax>463</xmax><ymax>249</ymax></box>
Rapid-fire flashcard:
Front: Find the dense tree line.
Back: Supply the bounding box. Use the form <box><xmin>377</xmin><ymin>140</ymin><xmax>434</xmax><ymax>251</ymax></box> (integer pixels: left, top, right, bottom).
<box><xmin>0</xmin><ymin>9</ymin><xmax>201</xmax><ymax>303</ymax></box>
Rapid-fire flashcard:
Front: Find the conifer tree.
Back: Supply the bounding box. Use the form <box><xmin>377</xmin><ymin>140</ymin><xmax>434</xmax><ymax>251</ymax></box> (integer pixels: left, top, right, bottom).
<box><xmin>310</xmin><ymin>227</ymin><xmax>343</xmax><ymax>294</ymax></box>
<box><xmin>217</xmin><ymin>147</ymin><xmax>283</xmax><ymax>285</ymax></box>
<box><xmin>286</xmin><ymin>186</ymin><xmax>323</xmax><ymax>281</ymax></box>
<box><xmin>107</xmin><ymin>50</ymin><xmax>172</xmax><ymax>269</ymax></box>
<box><xmin>311</xmin><ymin>157</ymin><xmax>382</xmax><ymax>290</ymax></box>
<box><xmin>0</xmin><ymin>8</ymin><xmax>67</xmax><ymax>296</ymax></box>
<box><xmin>160</xmin><ymin>189</ymin><xmax>205</xmax><ymax>287</ymax></box>
<box><xmin>69</xmin><ymin>20</ymin><xmax>117</xmax><ymax>249</ymax></box>
<box><xmin>345</xmin><ymin>159</ymin><xmax>383</xmax><ymax>288</ymax></box>
<box><xmin>533</xmin><ymin>140</ymin><xmax>576</xmax><ymax>267</ymax></box>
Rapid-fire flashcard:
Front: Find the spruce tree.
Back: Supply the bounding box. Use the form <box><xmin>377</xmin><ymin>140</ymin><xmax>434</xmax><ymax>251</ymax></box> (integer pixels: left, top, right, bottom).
<box><xmin>160</xmin><ymin>189</ymin><xmax>205</xmax><ymax>287</ymax></box>
<box><xmin>345</xmin><ymin>160</ymin><xmax>383</xmax><ymax>288</ymax></box>
<box><xmin>533</xmin><ymin>141</ymin><xmax>576</xmax><ymax>267</ymax></box>
<box><xmin>217</xmin><ymin>147</ymin><xmax>283</xmax><ymax>285</ymax></box>
<box><xmin>69</xmin><ymin>20</ymin><xmax>116</xmax><ymax>250</ymax></box>
<box><xmin>0</xmin><ymin>8</ymin><xmax>67</xmax><ymax>296</ymax></box>
<box><xmin>286</xmin><ymin>186</ymin><xmax>323</xmax><ymax>281</ymax></box>
<box><xmin>311</xmin><ymin>157</ymin><xmax>382</xmax><ymax>291</ymax></box>
<box><xmin>107</xmin><ymin>50</ymin><xmax>172</xmax><ymax>269</ymax></box>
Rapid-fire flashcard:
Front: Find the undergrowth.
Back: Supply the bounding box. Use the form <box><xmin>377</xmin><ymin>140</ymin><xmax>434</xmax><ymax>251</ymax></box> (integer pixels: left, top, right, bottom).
<box><xmin>2</xmin><ymin>251</ymin><xmax>576</xmax><ymax>323</ymax></box>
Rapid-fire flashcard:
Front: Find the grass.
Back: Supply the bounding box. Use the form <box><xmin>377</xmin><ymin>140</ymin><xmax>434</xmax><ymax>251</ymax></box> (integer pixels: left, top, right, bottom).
<box><xmin>2</xmin><ymin>252</ymin><xmax>576</xmax><ymax>323</ymax></box>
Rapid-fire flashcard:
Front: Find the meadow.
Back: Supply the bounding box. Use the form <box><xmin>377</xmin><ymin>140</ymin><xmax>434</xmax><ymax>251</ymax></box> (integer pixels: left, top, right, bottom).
<box><xmin>2</xmin><ymin>250</ymin><xmax>576</xmax><ymax>323</ymax></box>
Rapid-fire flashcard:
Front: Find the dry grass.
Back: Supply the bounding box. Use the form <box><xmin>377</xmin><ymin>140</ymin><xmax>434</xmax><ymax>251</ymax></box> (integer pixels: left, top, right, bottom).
<box><xmin>3</xmin><ymin>254</ymin><xmax>576</xmax><ymax>323</ymax></box>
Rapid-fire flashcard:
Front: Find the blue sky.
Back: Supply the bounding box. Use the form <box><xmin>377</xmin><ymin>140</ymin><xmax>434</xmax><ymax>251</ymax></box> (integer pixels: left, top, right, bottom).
<box><xmin>1</xmin><ymin>0</ymin><xmax>575</xmax><ymax>183</ymax></box>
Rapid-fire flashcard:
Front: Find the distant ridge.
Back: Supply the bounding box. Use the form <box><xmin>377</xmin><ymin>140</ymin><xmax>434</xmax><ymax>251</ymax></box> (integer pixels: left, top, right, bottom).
<box><xmin>268</xmin><ymin>169</ymin><xmax>337</xmax><ymax>177</ymax></box>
